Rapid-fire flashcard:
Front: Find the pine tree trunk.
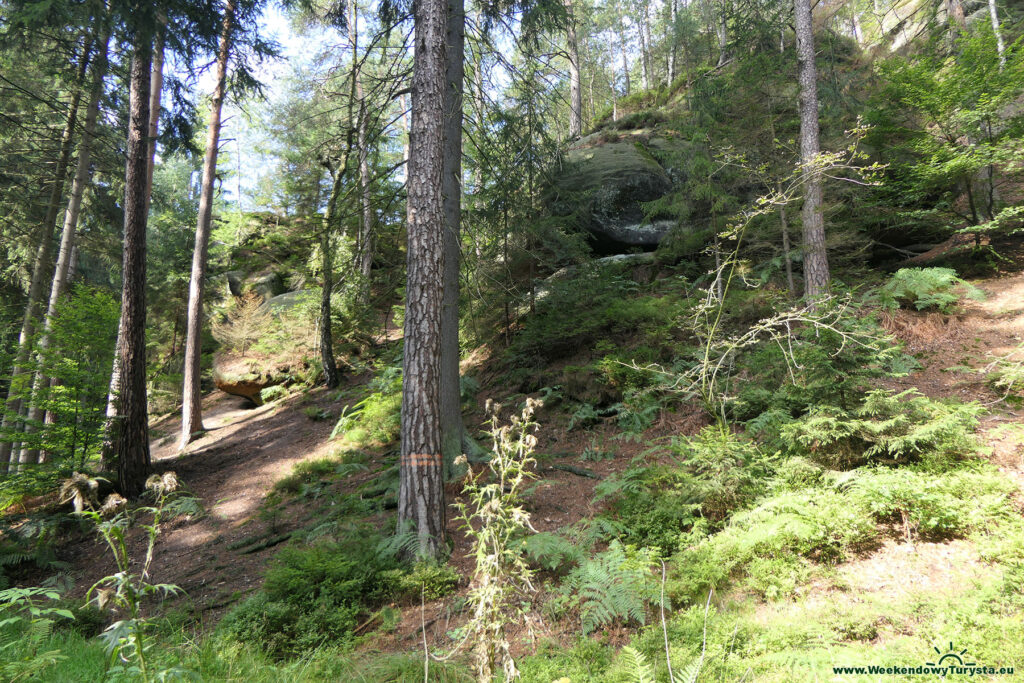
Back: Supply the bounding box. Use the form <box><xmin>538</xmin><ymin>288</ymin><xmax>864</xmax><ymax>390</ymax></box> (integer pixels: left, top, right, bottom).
<box><xmin>18</xmin><ymin>26</ymin><xmax>112</xmax><ymax>466</ymax></box>
<box><xmin>180</xmin><ymin>0</ymin><xmax>235</xmax><ymax>448</ymax></box>
<box><xmin>440</xmin><ymin>0</ymin><xmax>465</xmax><ymax>478</ymax></box>
<box><xmin>145</xmin><ymin>24</ymin><xmax>165</xmax><ymax>216</ymax></box>
<box><xmin>398</xmin><ymin>0</ymin><xmax>448</xmax><ymax>559</ymax></box>
<box><xmin>351</xmin><ymin>0</ymin><xmax>374</xmax><ymax>293</ymax></box>
<box><xmin>642</xmin><ymin>5</ymin><xmax>654</xmax><ymax>87</ymax></box>
<box><xmin>319</xmin><ymin>167</ymin><xmax>343</xmax><ymax>389</ymax></box>
<box><xmin>108</xmin><ymin>32</ymin><xmax>154</xmax><ymax>497</ymax></box>
<box><xmin>565</xmin><ymin>0</ymin><xmax>582</xmax><ymax>139</ymax></box>
<box><xmin>1</xmin><ymin>40</ymin><xmax>94</xmax><ymax>473</ymax></box>
<box><xmin>795</xmin><ymin>0</ymin><xmax>829</xmax><ymax>300</ymax></box>
<box><xmin>716</xmin><ymin>0</ymin><xmax>729</xmax><ymax>66</ymax></box>
<box><xmin>667</xmin><ymin>0</ymin><xmax>678</xmax><ymax>84</ymax></box>
<box><xmin>101</xmin><ymin>25</ymin><xmax>163</xmax><ymax>473</ymax></box>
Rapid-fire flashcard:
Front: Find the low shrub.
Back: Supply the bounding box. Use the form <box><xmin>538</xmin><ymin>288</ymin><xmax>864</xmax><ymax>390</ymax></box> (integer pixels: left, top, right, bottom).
<box><xmin>780</xmin><ymin>389</ymin><xmax>983</xmax><ymax>469</ymax></box>
<box><xmin>732</xmin><ymin>311</ymin><xmax>916</xmax><ymax>419</ymax></box>
<box><xmin>379</xmin><ymin>562</ymin><xmax>460</xmax><ymax>602</ymax></box>
<box><xmin>593</xmin><ymin>428</ymin><xmax>773</xmax><ymax>552</ymax></box>
<box><xmin>670</xmin><ymin>489</ymin><xmax>877</xmax><ymax>603</ymax></box>
<box><xmin>219</xmin><ymin>531</ymin><xmax>450</xmax><ymax>656</ymax></box>
<box><xmin>837</xmin><ymin>466</ymin><xmax>1015</xmax><ymax>540</ymax></box>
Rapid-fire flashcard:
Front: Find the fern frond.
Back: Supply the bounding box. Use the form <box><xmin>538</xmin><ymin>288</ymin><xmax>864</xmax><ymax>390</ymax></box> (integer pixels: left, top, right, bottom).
<box><xmin>616</xmin><ymin>646</ymin><xmax>655</xmax><ymax>683</ymax></box>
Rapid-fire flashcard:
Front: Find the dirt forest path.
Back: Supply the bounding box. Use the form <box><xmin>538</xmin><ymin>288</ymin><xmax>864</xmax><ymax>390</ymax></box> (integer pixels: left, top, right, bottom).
<box><xmin>881</xmin><ymin>269</ymin><xmax>1024</xmax><ymax>489</ymax></box>
<box><xmin>68</xmin><ymin>384</ymin><xmax>353</xmax><ymax>620</ymax></box>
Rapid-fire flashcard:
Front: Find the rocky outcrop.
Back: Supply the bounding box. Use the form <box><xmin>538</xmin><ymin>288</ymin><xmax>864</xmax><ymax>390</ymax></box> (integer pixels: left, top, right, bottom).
<box><xmin>262</xmin><ymin>290</ymin><xmax>309</xmax><ymax>312</ymax></box>
<box><xmin>248</xmin><ymin>271</ymin><xmax>286</xmax><ymax>300</ymax></box>
<box><xmin>554</xmin><ymin>132</ymin><xmax>690</xmax><ymax>253</ymax></box>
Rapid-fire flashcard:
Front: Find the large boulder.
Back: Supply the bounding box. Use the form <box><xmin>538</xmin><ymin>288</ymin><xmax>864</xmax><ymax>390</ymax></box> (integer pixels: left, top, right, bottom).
<box><xmin>213</xmin><ymin>356</ymin><xmax>289</xmax><ymax>405</ymax></box>
<box><xmin>555</xmin><ymin>133</ymin><xmax>689</xmax><ymax>253</ymax></box>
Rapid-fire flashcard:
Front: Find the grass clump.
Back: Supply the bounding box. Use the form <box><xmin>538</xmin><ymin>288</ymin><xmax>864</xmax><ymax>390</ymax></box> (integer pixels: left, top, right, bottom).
<box><xmin>271</xmin><ymin>458</ymin><xmax>339</xmax><ymax>496</ymax></box>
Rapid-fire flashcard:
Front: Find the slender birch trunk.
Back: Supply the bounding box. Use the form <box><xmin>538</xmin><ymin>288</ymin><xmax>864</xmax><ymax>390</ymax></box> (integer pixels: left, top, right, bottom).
<box><xmin>988</xmin><ymin>0</ymin><xmax>1005</xmax><ymax>70</ymax></box>
<box><xmin>619</xmin><ymin>32</ymin><xmax>631</xmax><ymax>96</ymax></box>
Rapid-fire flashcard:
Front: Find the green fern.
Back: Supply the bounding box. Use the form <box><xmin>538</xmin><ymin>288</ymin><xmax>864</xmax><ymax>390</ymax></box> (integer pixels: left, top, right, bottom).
<box><xmin>782</xmin><ymin>389</ymin><xmax>983</xmax><ymax>468</ymax></box>
<box><xmin>523</xmin><ymin>532</ymin><xmax>582</xmax><ymax>571</ymax></box>
<box><xmin>562</xmin><ymin>541</ymin><xmax>660</xmax><ymax>634</ymax></box>
<box><xmin>611</xmin><ymin>646</ymin><xmax>655</xmax><ymax>683</ymax></box>
<box><xmin>878</xmin><ymin>267</ymin><xmax>984</xmax><ymax>313</ymax></box>
<box><xmin>675</xmin><ymin>656</ymin><xmax>704</xmax><ymax>683</ymax></box>
<box><xmin>593</xmin><ymin>467</ymin><xmax>652</xmax><ymax>503</ymax></box>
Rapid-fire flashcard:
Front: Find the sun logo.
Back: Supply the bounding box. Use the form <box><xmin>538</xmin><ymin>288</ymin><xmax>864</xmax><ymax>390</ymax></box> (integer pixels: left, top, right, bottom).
<box><xmin>926</xmin><ymin>643</ymin><xmax>976</xmax><ymax>668</ymax></box>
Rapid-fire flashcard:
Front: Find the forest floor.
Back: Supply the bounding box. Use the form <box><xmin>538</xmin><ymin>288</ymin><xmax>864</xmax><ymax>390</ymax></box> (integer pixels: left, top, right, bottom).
<box><xmin>61</xmin><ymin>267</ymin><xmax>1024</xmax><ymax>668</ymax></box>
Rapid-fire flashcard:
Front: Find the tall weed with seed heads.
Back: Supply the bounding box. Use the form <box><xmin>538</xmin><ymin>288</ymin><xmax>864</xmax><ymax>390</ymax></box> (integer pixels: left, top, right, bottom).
<box><xmin>76</xmin><ymin>472</ymin><xmax>202</xmax><ymax>682</ymax></box>
<box><xmin>449</xmin><ymin>398</ymin><xmax>541</xmax><ymax>681</ymax></box>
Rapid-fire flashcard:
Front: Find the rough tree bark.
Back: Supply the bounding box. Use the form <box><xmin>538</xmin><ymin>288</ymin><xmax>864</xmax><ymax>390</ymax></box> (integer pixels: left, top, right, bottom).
<box><xmin>795</xmin><ymin>0</ymin><xmax>829</xmax><ymax>299</ymax></box>
<box><xmin>100</xmin><ymin>25</ymin><xmax>163</xmax><ymax>473</ymax></box>
<box><xmin>565</xmin><ymin>0</ymin><xmax>582</xmax><ymax>138</ymax></box>
<box><xmin>440</xmin><ymin>0</ymin><xmax>465</xmax><ymax>478</ymax></box>
<box><xmin>0</xmin><ymin>46</ymin><xmax>90</xmax><ymax>473</ymax></box>
<box><xmin>398</xmin><ymin>0</ymin><xmax>448</xmax><ymax>558</ymax></box>
<box><xmin>145</xmin><ymin>22</ymin><xmax>165</xmax><ymax>216</ymax></box>
<box><xmin>108</xmin><ymin>31</ymin><xmax>154</xmax><ymax>497</ymax></box>
<box><xmin>180</xmin><ymin>0</ymin><xmax>236</xmax><ymax>448</ymax></box>
<box><xmin>18</xmin><ymin>25</ymin><xmax>112</xmax><ymax>466</ymax></box>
